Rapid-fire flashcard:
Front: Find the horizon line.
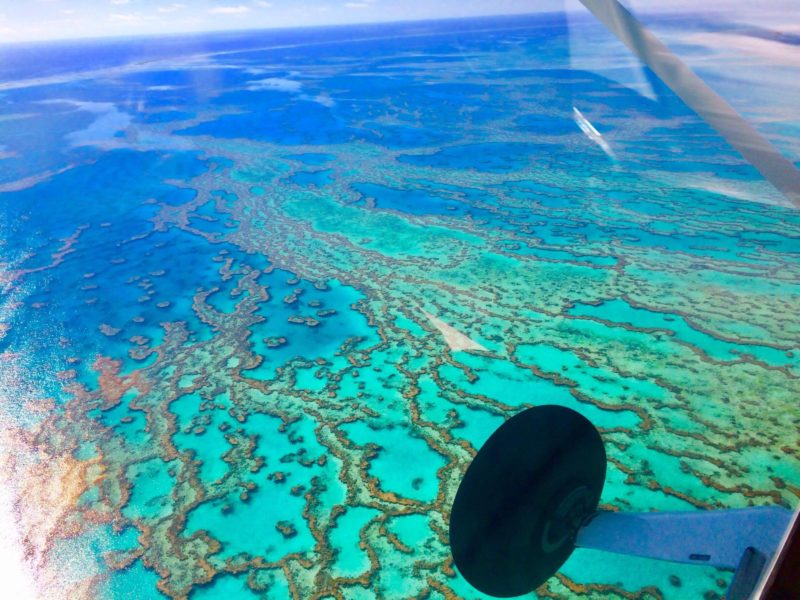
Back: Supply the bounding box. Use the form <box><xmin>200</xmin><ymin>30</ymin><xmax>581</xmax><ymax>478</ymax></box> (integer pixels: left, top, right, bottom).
<box><xmin>0</xmin><ymin>7</ymin><xmax>711</xmax><ymax>48</ymax></box>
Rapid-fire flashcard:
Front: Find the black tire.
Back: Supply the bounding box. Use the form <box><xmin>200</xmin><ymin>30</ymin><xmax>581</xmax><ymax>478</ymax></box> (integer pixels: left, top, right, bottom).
<box><xmin>449</xmin><ymin>405</ymin><xmax>606</xmax><ymax>597</ymax></box>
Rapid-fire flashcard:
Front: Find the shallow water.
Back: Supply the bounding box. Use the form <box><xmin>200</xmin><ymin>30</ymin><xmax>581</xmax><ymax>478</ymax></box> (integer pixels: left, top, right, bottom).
<box><xmin>1</xmin><ymin>13</ymin><xmax>799</xmax><ymax>600</ymax></box>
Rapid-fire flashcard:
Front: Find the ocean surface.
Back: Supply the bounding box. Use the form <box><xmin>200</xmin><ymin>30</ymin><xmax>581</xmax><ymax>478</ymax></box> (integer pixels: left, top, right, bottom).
<box><xmin>1</xmin><ymin>12</ymin><xmax>799</xmax><ymax>600</ymax></box>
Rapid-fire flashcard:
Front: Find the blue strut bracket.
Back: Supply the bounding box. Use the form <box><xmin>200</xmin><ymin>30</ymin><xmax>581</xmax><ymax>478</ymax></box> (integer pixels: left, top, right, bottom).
<box><xmin>576</xmin><ymin>506</ymin><xmax>792</xmax><ymax>569</ymax></box>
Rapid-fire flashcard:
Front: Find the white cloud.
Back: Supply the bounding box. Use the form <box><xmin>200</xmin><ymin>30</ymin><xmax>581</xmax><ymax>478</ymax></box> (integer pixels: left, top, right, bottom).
<box><xmin>108</xmin><ymin>12</ymin><xmax>154</xmax><ymax>23</ymax></box>
<box><xmin>110</xmin><ymin>0</ymin><xmax>130</xmax><ymax>5</ymax></box>
<box><xmin>313</xmin><ymin>94</ymin><xmax>335</xmax><ymax>107</ymax></box>
<box><xmin>109</xmin><ymin>13</ymin><xmax>138</xmax><ymax>22</ymax></box>
<box><xmin>246</xmin><ymin>77</ymin><xmax>302</xmax><ymax>92</ymax></box>
<box><xmin>158</xmin><ymin>3</ymin><xmax>185</xmax><ymax>13</ymax></box>
<box><xmin>244</xmin><ymin>77</ymin><xmax>336</xmax><ymax>108</ymax></box>
<box><xmin>208</xmin><ymin>5</ymin><xmax>250</xmax><ymax>14</ymax></box>
<box><xmin>253</xmin><ymin>0</ymin><xmax>272</xmax><ymax>7</ymax></box>
<box><xmin>344</xmin><ymin>0</ymin><xmax>376</xmax><ymax>8</ymax></box>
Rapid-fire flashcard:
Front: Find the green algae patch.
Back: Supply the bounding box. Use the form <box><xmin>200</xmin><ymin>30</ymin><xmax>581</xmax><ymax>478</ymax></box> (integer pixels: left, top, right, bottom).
<box><xmin>449</xmin><ymin>404</ymin><xmax>507</xmax><ymax>451</ymax></box>
<box><xmin>178</xmin><ymin>373</ymin><xmax>200</xmax><ymax>389</ymax></box>
<box><xmin>281</xmin><ymin>191</ymin><xmax>485</xmax><ymax>258</ymax></box>
<box><xmin>341</xmin><ymin>421</ymin><xmax>446</xmax><ymax>503</ymax></box>
<box><xmin>100</xmin><ymin>397</ymin><xmax>149</xmax><ymax>446</ymax></box>
<box><xmin>392</xmin><ymin>312</ymin><xmax>427</xmax><ymax>338</ymax></box>
<box><xmin>329</xmin><ymin>506</ymin><xmax>380</xmax><ymax>577</ymax></box>
<box><xmin>569</xmin><ymin>298</ymin><xmax>800</xmax><ymax>370</ymax></box>
<box><xmin>385</xmin><ymin>513</ymin><xmax>434</xmax><ymax>551</ymax></box>
<box><xmin>231</xmin><ymin>157</ymin><xmax>292</xmax><ymax>185</ymax></box>
<box><xmin>170</xmin><ymin>393</ymin><xmax>234</xmax><ymax>484</ymax></box>
<box><xmin>103</xmin><ymin>561</ymin><xmax>169</xmax><ymax>600</ymax></box>
<box><xmin>181</xmin><ymin>411</ymin><xmax>329</xmax><ymax>561</ymax></box>
<box><xmin>190</xmin><ymin>574</ymin><xmax>263</xmax><ymax>599</ymax></box>
<box><xmin>185</xmin><ymin>482</ymin><xmax>314</xmax><ymax>561</ymax></box>
<box><xmin>122</xmin><ymin>458</ymin><xmax>179</xmax><ymax>521</ymax></box>
<box><xmin>439</xmin><ymin>352</ymin><xmax>642</xmax><ymax>430</ymax></box>
<box><xmin>243</xmin><ymin>275</ymin><xmax>376</xmax><ymax>382</ymax></box>
<box><xmin>516</xmin><ymin>343</ymin><xmax>668</xmax><ymax>404</ymax></box>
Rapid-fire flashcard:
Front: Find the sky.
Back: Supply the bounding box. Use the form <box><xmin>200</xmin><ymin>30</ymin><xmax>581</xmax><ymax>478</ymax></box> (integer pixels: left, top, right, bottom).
<box><xmin>1</xmin><ymin>0</ymin><xmax>798</xmax><ymax>44</ymax></box>
<box><xmin>0</xmin><ymin>0</ymin><xmax>566</xmax><ymax>43</ymax></box>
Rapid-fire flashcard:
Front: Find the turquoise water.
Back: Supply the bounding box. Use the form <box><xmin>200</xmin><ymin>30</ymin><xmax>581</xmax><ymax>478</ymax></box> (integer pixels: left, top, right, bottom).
<box><xmin>1</xmin><ymin>12</ymin><xmax>799</xmax><ymax>600</ymax></box>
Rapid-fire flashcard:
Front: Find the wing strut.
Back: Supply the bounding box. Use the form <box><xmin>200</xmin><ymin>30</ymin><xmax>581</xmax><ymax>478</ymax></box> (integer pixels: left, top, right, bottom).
<box><xmin>579</xmin><ymin>0</ymin><xmax>800</xmax><ymax>208</ymax></box>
